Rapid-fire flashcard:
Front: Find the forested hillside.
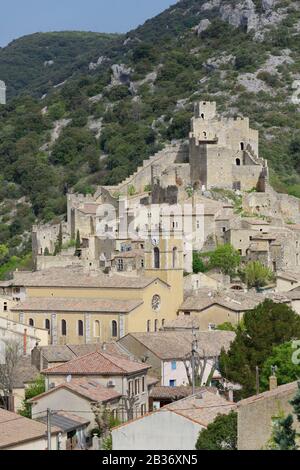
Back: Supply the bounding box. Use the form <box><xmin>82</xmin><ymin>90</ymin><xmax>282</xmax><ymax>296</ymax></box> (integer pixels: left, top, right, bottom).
<box><xmin>0</xmin><ymin>32</ymin><xmax>121</xmax><ymax>99</ymax></box>
<box><xmin>0</xmin><ymin>0</ymin><xmax>300</xmax><ymax>276</ymax></box>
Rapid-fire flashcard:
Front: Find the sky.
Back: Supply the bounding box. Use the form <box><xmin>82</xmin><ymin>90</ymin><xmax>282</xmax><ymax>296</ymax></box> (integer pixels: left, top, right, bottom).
<box><xmin>0</xmin><ymin>0</ymin><xmax>176</xmax><ymax>47</ymax></box>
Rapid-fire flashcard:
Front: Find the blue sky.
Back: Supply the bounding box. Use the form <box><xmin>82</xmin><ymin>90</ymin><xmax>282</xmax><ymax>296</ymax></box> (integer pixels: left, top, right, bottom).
<box><xmin>0</xmin><ymin>0</ymin><xmax>176</xmax><ymax>47</ymax></box>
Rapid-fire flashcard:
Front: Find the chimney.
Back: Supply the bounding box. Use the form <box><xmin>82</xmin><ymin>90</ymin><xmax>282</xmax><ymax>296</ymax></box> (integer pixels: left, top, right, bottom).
<box><xmin>269</xmin><ymin>375</ymin><xmax>277</xmax><ymax>391</ymax></box>
<box><xmin>23</xmin><ymin>328</ymin><xmax>27</xmax><ymax>356</ymax></box>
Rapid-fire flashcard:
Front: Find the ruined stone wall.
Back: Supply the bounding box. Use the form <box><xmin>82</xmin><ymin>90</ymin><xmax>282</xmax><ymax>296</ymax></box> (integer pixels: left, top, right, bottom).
<box><xmin>243</xmin><ymin>189</ymin><xmax>300</xmax><ymax>224</ymax></box>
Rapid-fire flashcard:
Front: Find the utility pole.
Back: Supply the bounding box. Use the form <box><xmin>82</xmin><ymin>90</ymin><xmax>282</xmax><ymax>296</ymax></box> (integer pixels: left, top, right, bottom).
<box><xmin>47</xmin><ymin>408</ymin><xmax>52</xmax><ymax>451</ymax></box>
<box><xmin>191</xmin><ymin>327</ymin><xmax>198</xmax><ymax>395</ymax></box>
<box><xmin>255</xmin><ymin>366</ymin><xmax>260</xmax><ymax>395</ymax></box>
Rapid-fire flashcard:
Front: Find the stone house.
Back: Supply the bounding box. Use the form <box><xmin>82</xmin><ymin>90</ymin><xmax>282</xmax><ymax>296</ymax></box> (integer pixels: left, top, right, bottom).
<box><xmin>41</xmin><ymin>350</ymin><xmax>152</xmax><ymax>420</ymax></box>
<box><xmin>118</xmin><ymin>330</ymin><xmax>235</xmax><ymax>387</ymax></box>
<box><xmin>238</xmin><ymin>380</ymin><xmax>300</xmax><ymax>450</ymax></box>
<box><xmin>29</xmin><ymin>377</ymin><xmax>122</xmax><ymax>431</ymax></box>
<box><xmin>112</xmin><ymin>391</ymin><xmax>236</xmax><ymax>450</ymax></box>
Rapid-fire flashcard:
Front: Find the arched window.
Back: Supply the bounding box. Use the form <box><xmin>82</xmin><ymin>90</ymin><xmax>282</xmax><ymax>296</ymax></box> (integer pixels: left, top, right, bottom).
<box><xmin>45</xmin><ymin>319</ymin><xmax>50</xmax><ymax>333</ymax></box>
<box><xmin>94</xmin><ymin>320</ymin><xmax>101</xmax><ymax>338</ymax></box>
<box><xmin>154</xmin><ymin>247</ymin><xmax>160</xmax><ymax>269</ymax></box>
<box><xmin>112</xmin><ymin>320</ymin><xmax>118</xmax><ymax>338</ymax></box>
<box><xmin>78</xmin><ymin>320</ymin><xmax>84</xmax><ymax>337</ymax></box>
<box><xmin>147</xmin><ymin>320</ymin><xmax>151</xmax><ymax>333</ymax></box>
<box><xmin>201</xmin><ymin>113</ymin><xmax>204</xmax><ymax>119</ymax></box>
<box><xmin>61</xmin><ymin>320</ymin><xmax>67</xmax><ymax>336</ymax></box>
<box><xmin>172</xmin><ymin>247</ymin><xmax>178</xmax><ymax>268</ymax></box>
<box><xmin>29</xmin><ymin>318</ymin><xmax>34</xmax><ymax>327</ymax></box>
<box><xmin>154</xmin><ymin>320</ymin><xmax>158</xmax><ymax>332</ymax></box>
<box><xmin>236</xmin><ymin>158</ymin><xmax>241</xmax><ymax>166</ymax></box>
<box><xmin>240</xmin><ymin>142</ymin><xmax>244</xmax><ymax>151</ymax></box>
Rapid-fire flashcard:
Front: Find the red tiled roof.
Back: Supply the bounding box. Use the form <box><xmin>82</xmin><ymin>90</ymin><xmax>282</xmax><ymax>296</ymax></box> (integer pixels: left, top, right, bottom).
<box><xmin>42</xmin><ymin>351</ymin><xmax>150</xmax><ymax>376</ymax></box>
<box><xmin>29</xmin><ymin>378</ymin><xmax>122</xmax><ymax>403</ymax></box>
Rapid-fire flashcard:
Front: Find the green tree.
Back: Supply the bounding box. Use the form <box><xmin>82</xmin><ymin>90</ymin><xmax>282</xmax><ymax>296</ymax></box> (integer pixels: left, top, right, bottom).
<box><xmin>192</xmin><ymin>252</ymin><xmax>206</xmax><ymax>274</ymax></box>
<box><xmin>260</xmin><ymin>342</ymin><xmax>300</xmax><ymax>392</ymax></box>
<box><xmin>54</xmin><ymin>223</ymin><xmax>63</xmax><ymax>255</ymax></box>
<box><xmin>242</xmin><ymin>261</ymin><xmax>274</xmax><ymax>289</ymax></box>
<box><xmin>290</xmin><ymin>381</ymin><xmax>300</xmax><ymax>422</ymax></box>
<box><xmin>18</xmin><ymin>375</ymin><xmax>45</xmax><ymax>418</ymax></box>
<box><xmin>195</xmin><ymin>411</ymin><xmax>237</xmax><ymax>450</ymax></box>
<box><xmin>75</xmin><ymin>230</ymin><xmax>81</xmax><ymax>256</ymax></box>
<box><xmin>209</xmin><ymin>244</ymin><xmax>241</xmax><ymax>276</ymax></box>
<box><xmin>0</xmin><ymin>244</ymin><xmax>9</xmax><ymax>265</ymax></box>
<box><xmin>271</xmin><ymin>414</ymin><xmax>297</xmax><ymax>450</ymax></box>
<box><xmin>219</xmin><ymin>300</ymin><xmax>300</xmax><ymax>398</ymax></box>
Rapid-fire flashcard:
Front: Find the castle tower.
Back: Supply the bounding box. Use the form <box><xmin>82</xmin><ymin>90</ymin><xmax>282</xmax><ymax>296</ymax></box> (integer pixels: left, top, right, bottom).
<box><xmin>189</xmin><ymin>100</ymin><xmax>265</xmax><ymax>192</ymax></box>
<box><xmin>0</xmin><ymin>81</ymin><xmax>6</xmax><ymax>105</ymax></box>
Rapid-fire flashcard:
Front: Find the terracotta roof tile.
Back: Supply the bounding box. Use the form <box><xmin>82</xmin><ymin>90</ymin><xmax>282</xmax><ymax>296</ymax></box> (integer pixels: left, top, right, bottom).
<box><xmin>11</xmin><ymin>297</ymin><xmax>143</xmax><ymax>313</ymax></box>
<box><xmin>10</xmin><ymin>267</ymin><xmax>163</xmax><ymax>289</ymax></box>
<box><xmin>43</xmin><ymin>350</ymin><xmax>150</xmax><ymax>376</ymax></box>
<box><xmin>0</xmin><ymin>408</ymin><xmax>59</xmax><ymax>449</ymax></box>
<box><xmin>122</xmin><ymin>330</ymin><xmax>235</xmax><ymax>360</ymax></box>
<box><xmin>29</xmin><ymin>378</ymin><xmax>122</xmax><ymax>403</ymax></box>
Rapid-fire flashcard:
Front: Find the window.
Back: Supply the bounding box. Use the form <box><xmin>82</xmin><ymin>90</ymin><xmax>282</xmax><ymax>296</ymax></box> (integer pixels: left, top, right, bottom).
<box><xmin>29</xmin><ymin>318</ymin><xmax>34</xmax><ymax>327</ymax></box>
<box><xmin>154</xmin><ymin>320</ymin><xmax>158</xmax><ymax>332</ymax></box>
<box><xmin>169</xmin><ymin>380</ymin><xmax>176</xmax><ymax>387</ymax></box>
<box><xmin>78</xmin><ymin>320</ymin><xmax>84</xmax><ymax>337</ymax></box>
<box><xmin>94</xmin><ymin>320</ymin><xmax>100</xmax><ymax>338</ymax></box>
<box><xmin>240</xmin><ymin>142</ymin><xmax>244</xmax><ymax>151</ymax></box>
<box><xmin>141</xmin><ymin>404</ymin><xmax>146</xmax><ymax>416</ymax></box>
<box><xmin>172</xmin><ymin>247</ymin><xmax>177</xmax><ymax>268</ymax></box>
<box><xmin>154</xmin><ymin>247</ymin><xmax>160</xmax><ymax>269</ymax></box>
<box><xmin>171</xmin><ymin>361</ymin><xmax>177</xmax><ymax>370</ymax></box>
<box><xmin>128</xmin><ymin>380</ymin><xmax>134</xmax><ymax>397</ymax></box>
<box><xmin>147</xmin><ymin>320</ymin><xmax>151</xmax><ymax>332</ymax></box>
<box><xmin>142</xmin><ymin>377</ymin><xmax>145</xmax><ymax>393</ymax></box>
<box><xmin>117</xmin><ymin>258</ymin><xmax>124</xmax><ymax>272</ymax></box>
<box><xmin>112</xmin><ymin>320</ymin><xmax>118</xmax><ymax>338</ymax></box>
<box><xmin>45</xmin><ymin>319</ymin><xmax>50</xmax><ymax>333</ymax></box>
<box><xmin>236</xmin><ymin>158</ymin><xmax>241</xmax><ymax>166</ymax></box>
<box><xmin>3</xmin><ymin>302</ymin><xmax>7</xmax><ymax>312</ymax></box>
<box><xmin>141</xmin><ymin>259</ymin><xmax>144</xmax><ymax>268</ymax></box>
<box><xmin>135</xmin><ymin>379</ymin><xmax>140</xmax><ymax>396</ymax></box>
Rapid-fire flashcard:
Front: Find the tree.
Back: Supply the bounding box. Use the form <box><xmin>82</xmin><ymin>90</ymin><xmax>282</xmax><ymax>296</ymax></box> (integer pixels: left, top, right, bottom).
<box><xmin>270</xmin><ymin>414</ymin><xmax>297</xmax><ymax>450</ymax></box>
<box><xmin>209</xmin><ymin>244</ymin><xmax>241</xmax><ymax>276</ymax></box>
<box><xmin>18</xmin><ymin>375</ymin><xmax>45</xmax><ymax>418</ymax></box>
<box><xmin>290</xmin><ymin>381</ymin><xmax>300</xmax><ymax>423</ymax></box>
<box><xmin>0</xmin><ymin>244</ymin><xmax>9</xmax><ymax>265</ymax></box>
<box><xmin>0</xmin><ymin>339</ymin><xmax>23</xmax><ymax>410</ymax></box>
<box><xmin>183</xmin><ymin>347</ymin><xmax>218</xmax><ymax>387</ymax></box>
<box><xmin>192</xmin><ymin>252</ymin><xmax>206</xmax><ymax>274</ymax></box>
<box><xmin>54</xmin><ymin>223</ymin><xmax>63</xmax><ymax>255</ymax></box>
<box><xmin>260</xmin><ymin>342</ymin><xmax>300</xmax><ymax>392</ymax></box>
<box><xmin>196</xmin><ymin>411</ymin><xmax>237</xmax><ymax>450</ymax></box>
<box><xmin>241</xmin><ymin>261</ymin><xmax>274</xmax><ymax>289</ymax></box>
<box><xmin>75</xmin><ymin>230</ymin><xmax>81</xmax><ymax>256</ymax></box>
<box><xmin>91</xmin><ymin>403</ymin><xmax>111</xmax><ymax>439</ymax></box>
<box><xmin>219</xmin><ymin>300</ymin><xmax>300</xmax><ymax>398</ymax></box>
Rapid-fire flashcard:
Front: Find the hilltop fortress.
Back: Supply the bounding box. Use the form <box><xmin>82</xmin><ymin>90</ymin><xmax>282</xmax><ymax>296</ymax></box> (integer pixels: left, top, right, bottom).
<box><xmin>32</xmin><ymin>101</ymin><xmax>300</xmax><ymax>275</ymax></box>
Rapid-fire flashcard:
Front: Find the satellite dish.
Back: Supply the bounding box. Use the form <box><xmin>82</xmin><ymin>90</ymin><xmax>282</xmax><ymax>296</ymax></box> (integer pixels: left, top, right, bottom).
<box><xmin>66</xmin><ymin>375</ymin><xmax>72</xmax><ymax>383</ymax></box>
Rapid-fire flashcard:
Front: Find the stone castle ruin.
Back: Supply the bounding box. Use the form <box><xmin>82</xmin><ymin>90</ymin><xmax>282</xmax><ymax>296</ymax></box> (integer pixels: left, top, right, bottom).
<box><xmin>32</xmin><ymin>101</ymin><xmax>300</xmax><ymax>275</ymax></box>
